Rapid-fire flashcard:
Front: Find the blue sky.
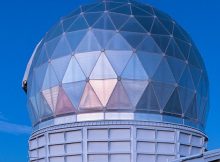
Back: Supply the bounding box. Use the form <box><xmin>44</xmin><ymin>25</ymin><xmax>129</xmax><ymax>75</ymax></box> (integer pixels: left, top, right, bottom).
<box><xmin>0</xmin><ymin>0</ymin><xmax>219</xmax><ymax>161</ymax></box>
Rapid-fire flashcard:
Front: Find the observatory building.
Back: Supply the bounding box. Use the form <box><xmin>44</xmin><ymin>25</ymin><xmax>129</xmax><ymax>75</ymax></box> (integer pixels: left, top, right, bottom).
<box><xmin>23</xmin><ymin>0</ymin><xmax>220</xmax><ymax>162</ymax></box>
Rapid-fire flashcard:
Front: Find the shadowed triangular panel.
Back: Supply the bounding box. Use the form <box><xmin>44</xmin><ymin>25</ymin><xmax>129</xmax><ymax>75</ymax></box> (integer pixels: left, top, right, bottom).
<box><xmin>167</xmin><ymin>56</ymin><xmax>186</xmax><ymax>82</ymax></box>
<box><xmin>121</xmin><ymin>32</ymin><xmax>146</xmax><ymax>48</ymax></box>
<box><xmin>93</xmin><ymin>13</ymin><xmax>116</xmax><ymax>30</ymax></box>
<box><xmin>152</xmin><ymin>58</ymin><xmax>176</xmax><ymax>84</ymax></box>
<box><xmin>136</xmin><ymin>83</ymin><xmax>160</xmax><ymax>112</ymax></box>
<box><xmin>120</xmin><ymin>17</ymin><xmax>146</xmax><ymax>33</ymax></box>
<box><xmin>152</xmin><ymin>82</ymin><xmax>175</xmax><ymax>110</ymax></box>
<box><xmin>137</xmin><ymin>52</ymin><xmax>162</xmax><ymax>77</ymax></box>
<box><xmin>185</xmin><ymin>95</ymin><xmax>197</xmax><ymax>120</ymax></box>
<box><xmin>109</xmin><ymin>12</ymin><xmax>130</xmax><ymax>30</ymax></box>
<box><xmin>67</xmin><ymin>15</ymin><xmax>89</xmax><ymax>32</ymax></box>
<box><xmin>163</xmin><ymin>88</ymin><xmax>182</xmax><ymax>116</ymax></box>
<box><xmin>178</xmin><ymin>87</ymin><xmax>195</xmax><ymax>115</ymax></box>
<box><xmin>84</xmin><ymin>12</ymin><xmax>102</xmax><ymax>26</ymax></box>
<box><xmin>122</xmin><ymin>80</ymin><xmax>148</xmax><ymax>107</ymax></box>
<box><xmin>107</xmin><ymin>81</ymin><xmax>133</xmax><ymax>110</ymax></box>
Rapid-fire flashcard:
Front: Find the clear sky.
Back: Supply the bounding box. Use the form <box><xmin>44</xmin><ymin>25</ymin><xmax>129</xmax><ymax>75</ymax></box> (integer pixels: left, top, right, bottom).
<box><xmin>0</xmin><ymin>0</ymin><xmax>219</xmax><ymax>161</ymax></box>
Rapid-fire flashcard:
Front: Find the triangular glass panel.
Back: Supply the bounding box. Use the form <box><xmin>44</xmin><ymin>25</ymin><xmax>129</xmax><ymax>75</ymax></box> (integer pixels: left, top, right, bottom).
<box><xmin>108</xmin><ymin>12</ymin><xmax>130</xmax><ymax>30</ymax></box>
<box><xmin>185</xmin><ymin>95</ymin><xmax>197</xmax><ymax>120</ymax></box>
<box><xmin>136</xmin><ymin>83</ymin><xmax>160</xmax><ymax>112</ymax></box>
<box><xmin>82</xmin><ymin>3</ymin><xmax>101</xmax><ymax>12</ymax></box>
<box><xmin>188</xmin><ymin>47</ymin><xmax>202</xmax><ymax>69</ymax></box>
<box><xmin>121</xmin><ymin>32</ymin><xmax>146</xmax><ymax>48</ymax></box>
<box><xmin>152</xmin><ymin>58</ymin><xmax>176</xmax><ymax>84</ymax></box>
<box><xmin>42</xmin><ymin>63</ymin><xmax>59</xmax><ymax>90</ymax></box>
<box><xmin>135</xmin><ymin>16</ymin><xmax>154</xmax><ymax>32</ymax></box>
<box><xmin>106</xmin><ymin>2</ymin><xmax>123</xmax><ymax>10</ymax></box>
<box><xmin>67</xmin><ymin>16</ymin><xmax>89</xmax><ymax>32</ymax></box>
<box><xmin>165</xmin><ymin>38</ymin><xmax>186</xmax><ymax>60</ymax></box>
<box><xmin>27</xmin><ymin>100</ymin><xmax>38</xmax><ymax>124</ymax></box>
<box><xmin>45</xmin><ymin>36</ymin><xmax>61</xmax><ymax>59</ymax></box>
<box><xmin>122</xmin><ymin>54</ymin><xmax>148</xmax><ymax>80</ymax></box>
<box><xmin>197</xmin><ymin>75</ymin><xmax>208</xmax><ymax>97</ymax></box>
<box><xmin>90</xmin><ymin>79</ymin><xmax>117</xmax><ymax>106</ymax></box>
<box><xmin>107</xmin><ymin>81</ymin><xmax>133</xmax><ymax>110</ymax></box>
<box><xmin>66</xmin><ymin>30</ymin><xmax>87</xmax><ymax>51</ymax></box>
<box><xmin>36</xmin><ymin>93</ymin><xmax>53</xmax><ymax>119</ymax></box>
<box><xmin>131</xmin><ymin>5</ymin><xmax>152</xmax><ymax>16</ymax></box>
<box><xmin>151</xmin><ymin>18</ymin><xmax>170</xmax><ymax>35</ymax></box>
<box><xmin>153</xmin><ymin>8</ymin><xmax>171</xmax><ymax>20</ymax></box>
<box><xmin>110</xmin><ymin>4</ymin><xmax>132</xmax><ymax>15</ymax></box>
<box><xmin>75</xmin><ymin>51</ymin><xmax>101</xmax><ymax>77</ymax></box>
<box><xmin>174</xmin><ymin>38</ymin><xmax>191</xmax><ymax>59</ymax></box>
<box><xmin>36</xmin><ymin>44</ymin><xmax>49</xmax><ymax>67</ymax></box>
<box><xmin>106</xmin><ymin>33</ymin><xmax>132</xmax><ymax>50</ymax></box>
<box><xmin>166</xmin><ymin>56</ymin><xmax>186</xmax><ymax>82</ymax></box>
<box><xmin>122</xmin><ymin>80</ymin><xmax>148</xmax><ymax>107</ymax></box>
<box><xmin>79</xmin><ymin>83</ymin><xmax>103</xmax><ymax>110</ymax></box>
<box><xmin>86</xmin><ymin>3</ymin><xmax>105</xmax><ymax>12</ymax></box>
<box><xmin>152</xmin><ymin>82</ymin><xmax>175</xmax><ymax>110</ymax></box>
<box><xmin>134</xmin><ymin>3</ymin><xmax>154</xmax><ymax>15</ymax></box>
<box><xmin>93</xmin><ymin>29</ymin><xmax>116</xmax><ymax>49</ymax></box>
<box><xmin>93</xmin><ymin>14</ymin><xmax>116</xmax><ymax>30</ymax></box>
<box><xmin>173</xmin><ymin>24</ymin><xmax>190</xmax><ymax>42</ymax></box>
<box><xmin>62</xmin><ymin>56</ymin><xmax>86</xmax><ymax>84</ymax></box>
<box><xmin>67</xmin><ymin>8</ymin><xmax>81</xmax><ymax>18</ymax></box>
<box><xmin>152</xmin><ymin>35</ymin><xmax>170</xmax><ymax>53</ymax></box>
<box><xmin>189</xmin><ymin>65</ymin><xmax>202</xmax><ymax>88</ymax></box>
<box><xmin>90</xmin><ymin>53</ymin><xmax>117</xmax><ymax>79</ymax></box>
<box><xmin>63</xmin><ymin>81</ymin><xmax>86</xmax><ymax>109</ymax></box>
<box><xmin>55</xmin><ymin>88</ymin><xmax>75</xmax><ymax>115</ymax></box>
<box><xmin>84</xmin><ymin>12</ymin><xmax>102</xmax><ymax>26</ymax></box>
<box><xmin>76</xmin><ymin>31</ymin><xmax>102</xmax><ymax>53</ymax></box>
<box><xmin>51</xmin><ymin>34</ymin><xmax>72</xmax><ymax>59</ymax></box>
<box><xmin>137</xmin><ymin>52</ymin><xmax>162</xmax><ymax>77</ymax></box>
<box><xmin>42</xmin><ymin>86</ymin><xmax>60</xmax><ymax>112</ymax></box>
<box><xmin>179</xmin><ymin>66</ymin><xmax>195</xmax><ymax>89</ymax></box>
<box><xmin>33</xmin><ymin>63</ymin><xmax>48</xmax><ymax>91</ymax></box>
<box><xmin>120</xmin><ymin>17</ymin><xmax>146</xmax><ymax>33</ymax></box>
<box><xmin>106</xmin><ymin>50</ymin><xmax>132</xmax><ymax>75</ymax></box>
<box><xmin>51</xmin><ymin>55</ymin><xmax>71</xmax><ymax>82</ymax></box>
<box><xmin>62</xmin><ymin>15</ymin><xmax>79</xmax><ymax>31</ymax></box>
<box><xmin>136</xmin><ymin>35</ymin><xmax>162</xmax><ymax>53</ymax></box>
<box><xmin>158</xmin><ymin>18</ymin><xmax>174</xmax><ymax>34</ymax></box>
<box><xmin>46</xmin><ymin>22</ymin><xmax>63</xmax><ymax>41</ymax></box>
<box><xmin>163</xmin><ymin>88</ymin><xmax>182</xmax><ymax>116</ymax></box>
<box><xmin>178</xmin><ymin>87</ymin><xmax>195</xmax><ymax>113</ymax></box>
<box><xmin>29</xmin><ymin>96</ymin><xmax>39</xmax><ymax>119</ymax></box>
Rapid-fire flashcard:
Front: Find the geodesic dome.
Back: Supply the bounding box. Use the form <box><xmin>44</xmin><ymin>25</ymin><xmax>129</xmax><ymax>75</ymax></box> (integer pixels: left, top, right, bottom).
<box><xmin>23</xmin><ymin>0</ymin><xmax>209</xmax><ymax>130</ymax></box>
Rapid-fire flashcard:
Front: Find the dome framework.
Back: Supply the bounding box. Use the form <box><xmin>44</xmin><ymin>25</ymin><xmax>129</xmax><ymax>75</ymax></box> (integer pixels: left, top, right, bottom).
<box><xmin>24</xmin><ymin>0</ymin><xmax>209</xmax><ymax>131</ymax></box>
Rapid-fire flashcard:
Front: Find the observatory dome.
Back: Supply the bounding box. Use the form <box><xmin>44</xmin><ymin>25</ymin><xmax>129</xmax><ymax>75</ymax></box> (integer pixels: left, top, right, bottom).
<box><xmin>24</xmin><ymin>0</ymin><xmax>209</xmax><ymax>130</ymax></box>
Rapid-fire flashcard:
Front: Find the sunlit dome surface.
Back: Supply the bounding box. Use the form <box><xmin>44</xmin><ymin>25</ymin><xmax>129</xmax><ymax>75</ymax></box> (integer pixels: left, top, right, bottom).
<box><xmin>25</xmin><ymin>0</ymin><xmax>209</xmax><ymax>130</ymax></box>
